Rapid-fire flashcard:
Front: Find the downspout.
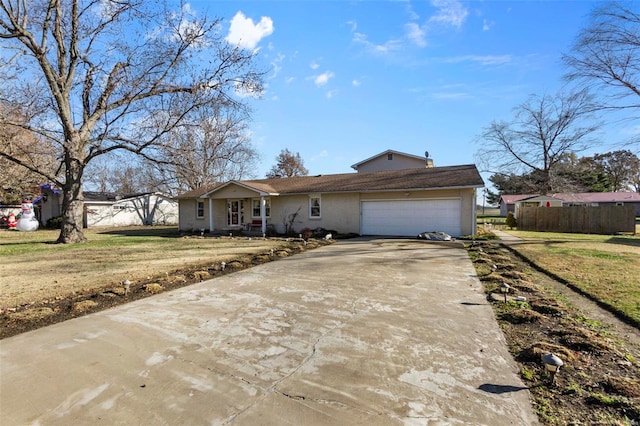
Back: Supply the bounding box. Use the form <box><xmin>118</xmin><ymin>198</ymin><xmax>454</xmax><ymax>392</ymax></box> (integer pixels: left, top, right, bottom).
<box><xmin>208</xmin><ymin>198</ymin><xmax>214</xmax><ymax>233</ymax></box>
<box><xmin>260</xmin><ymin>196</ymin><xmax>267</xmax><ymax>235</ymax></box>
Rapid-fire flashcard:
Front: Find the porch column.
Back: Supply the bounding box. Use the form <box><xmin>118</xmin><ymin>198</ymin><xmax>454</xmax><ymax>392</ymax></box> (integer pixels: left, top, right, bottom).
<box><xmin>260</xmin><ymin>197</ymin><xmax>267</xmax><ymax>234</ymax></box>
<box><xmin>208</xmin><ymin>198</ymin><xmax>214</xmax><ymax>232</ymax></box>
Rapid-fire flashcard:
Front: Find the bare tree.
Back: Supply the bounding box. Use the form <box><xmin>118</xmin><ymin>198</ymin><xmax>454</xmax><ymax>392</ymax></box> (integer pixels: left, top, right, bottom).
<box><xmin>0</xmin><ymin>0</ymin><xmax>263</xmax><ymax>242</ymax></box>
<box><xmin>0</xmin><ymin>102</ymin><xmax>59</xmax><ymax>204</ymax></box>
<box><xmin>155</xmin><ymin>104</ymin><xmax>259</xmax><ymax>193</ymax></box>
<box><xmin>563</xmin><ymin>1</ymin><xmax>640</xmax><ymax>115</ymax></box>
<box><xmin>475</xmin><ymin>90</ymin><xmax>601</xmax><ymax>194</ymax></box>
<box><xmin>266</xmin><ymin>149</ymin><xmax>308</xmax><ymax>178</ymax></box>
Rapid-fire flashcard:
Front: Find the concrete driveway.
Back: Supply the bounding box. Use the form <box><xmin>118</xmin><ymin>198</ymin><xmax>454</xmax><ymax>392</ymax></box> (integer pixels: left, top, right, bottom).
<box><xmin>0</xmin><ymin>239</ymin><xmax>538</xmax><ymax>425</ymax></box>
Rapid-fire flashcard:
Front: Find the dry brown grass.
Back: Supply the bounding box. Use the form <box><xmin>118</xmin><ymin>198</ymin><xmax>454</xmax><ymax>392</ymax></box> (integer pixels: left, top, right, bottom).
<box><xmin>0</xmin><ymin>226</ymin><xmax>296</xmax><ymax>309</ymax></box>
<box><xmin>505</xmin><ymin>230</ymin><xmax>640</xmax><ymax>326</ymax></box>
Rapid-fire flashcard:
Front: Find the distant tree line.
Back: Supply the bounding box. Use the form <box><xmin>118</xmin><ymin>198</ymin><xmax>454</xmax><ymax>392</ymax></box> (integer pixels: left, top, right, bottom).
<box><xmin>485</xmin><ymin>150</ymin><xmax>640</xmax><ymax>205</ymax></box>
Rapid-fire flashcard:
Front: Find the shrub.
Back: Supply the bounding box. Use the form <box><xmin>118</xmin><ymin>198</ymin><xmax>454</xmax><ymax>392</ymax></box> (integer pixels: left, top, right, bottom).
<box><xmin>505</xmin><ymin>212</ymin><xmax>517</xmax><ymax>229</ymax></box>
<box><xmin>46</xmin><ymin>215</ymin><xmax>64</xmax><ymax>229</ymax></box>
<box><xmin>300</xmin><ymin>227</ymin><xmax>312</xmax><ymax>240</ymax></box>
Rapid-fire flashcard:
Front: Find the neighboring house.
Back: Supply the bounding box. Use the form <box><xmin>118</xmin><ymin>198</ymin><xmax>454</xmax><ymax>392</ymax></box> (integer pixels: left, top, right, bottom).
<box><xmin>351</xmin><ymin>149</ymin><xmax>434</xmax><ymax>172</ymax></box>
<box><xmin>178</xmin><ymin>163</ymin><xmax>484</xmax><ymax>238</ymax></box>
<box><xmin>35</xmin><ymin>184</ymin><xmax>63</xmax><ymax>225</ymax></box>
<box><xmin>513</xmin><ymin>195</ymin><xmax>563</xmax><ymax>218</ymax></box>
<box><xmin>501</xmin><ymin>192</ymin><xmax>640</xmax><ymax>217</ymax></box>
<box><xmin>38</xmin><ymin>186</ymin><xmax>179</xmax><ymax>227</ymax></box>
<box><xmin>499</xmin><ymin>194</ymin><xmax>536</xmax><ymax>217</ymax></box>
<box><xmin>83</xmin><ymin>192</ymin><xmax>178</xmax><ymax>227</ymax></box>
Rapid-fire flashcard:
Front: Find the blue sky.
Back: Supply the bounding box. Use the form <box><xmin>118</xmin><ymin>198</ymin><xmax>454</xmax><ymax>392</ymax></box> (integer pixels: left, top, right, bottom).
<box><xmin>193</xmin><ymin>0</ymin><xmax>637</xmax><ymax>181</ymax></box>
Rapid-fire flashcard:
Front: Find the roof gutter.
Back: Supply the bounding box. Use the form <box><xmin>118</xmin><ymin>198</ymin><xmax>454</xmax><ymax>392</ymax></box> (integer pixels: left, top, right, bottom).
<box><xmin>277</xmin><ymin>184</ymin><xmax>485</xmax><ymax>196</ymax></box>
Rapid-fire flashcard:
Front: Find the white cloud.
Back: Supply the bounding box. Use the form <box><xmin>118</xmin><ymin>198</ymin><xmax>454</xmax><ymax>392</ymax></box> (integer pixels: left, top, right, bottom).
<box><xmin>226</xmin><ymin>11</ymin><xmax>274</xmax><ymax>50</ymax></box>
<box><xmin>326</xmin><ymin>90</ymin><xmax>337</xmax><ymax>99</ymax></box>
<box><xmin>352</xmin><ymin>79</ymin><xmax>361</xmax><ymax>87</ymax></box>
<box><xmin>429</xmin><ymin>0</ymin><xmax>468</xmax><ymax>29</ymax></box>
<box><xmin>312</xmin><ymin>71</ymin><xmax>335</xmax><ymax>87</ymax></box>
<box><xmin>285</xmin><ymin>77</ymin><xmax>295</xmax><ymax>84</ymax></box>
<box><xmin>310</xmin><ymin>61</ymin><xmax>320</xmax><ymax>70</ymax></box>
<box><xmin>406</xmin><ymin>3</ymin><xmax>420</xmax><ymax>21</ymax></box>
<box><xmin>431</xmin><ymin>91</ymin><xmax>471</xmax><ymax>100</ymax></box>
<box><xmin>405</xmin><ymin>22</ymin><xmax>427</xmax><ymax>47</ymax></box>
<box><xmin>353</xmin><ymin>32</ymin><xmax>402</xmax><ymax>55</ymax></box>
<box><xmin>346</xmin><ymin>20</ymin><xmax>357</xmax><ymax>32</ymax></box>
<box><xmin>269</xmin><ymin>53</ymin><xmax>285</xmax><ymax>79</ymax></box>
<box><xmin>312</xmin><ymin>150</ymin><xmax>329</xmax><ymax>160</ymax></box>
<box><xmin>441</xmin><ymin>54</ymin><xmax>511</xmax><ymax>66</ymax></box>
<box><xmin>482</xmin><ymin>19</ymin><xmax>493</xmax><ymax>31</ymax></box>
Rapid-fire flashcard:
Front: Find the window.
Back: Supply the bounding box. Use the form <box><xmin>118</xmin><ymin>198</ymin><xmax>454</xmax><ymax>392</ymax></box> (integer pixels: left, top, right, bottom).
<box><xmin>387</xmin><ymin>153</ymin><xmax>393</xmax><ymax>160</ymax></box>
<box><xmin>309</xmin><ymin>195</ymin><xmax>321</xmax><ymax>218</ymax></box>
<box><xmin>252</xmin><ymin>198</ymin><xmax>271</xmax><ymax>217</ymax></box>
<box><xmin>616</xmin><ymin>202</ymin><xmax>624</xmax><ymax>206</ymax></box>
<box><xmin>196</xmin><ymin>201</ymin><xmax>204</xmax><ymax>218</ymax></box>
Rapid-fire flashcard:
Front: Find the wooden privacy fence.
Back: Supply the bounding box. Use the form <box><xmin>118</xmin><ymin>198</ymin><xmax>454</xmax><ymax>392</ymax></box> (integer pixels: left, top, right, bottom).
<box><xmin>517</xmin><ymin>205</ymin><xmax>636</xmax><ymax>234</ymax></box>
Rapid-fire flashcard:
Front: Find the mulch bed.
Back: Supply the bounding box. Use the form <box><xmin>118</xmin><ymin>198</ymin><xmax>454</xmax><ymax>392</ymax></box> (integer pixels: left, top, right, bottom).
<box><xmin>467</xmin><ymin>241</ymin><xmax>640</xmax><ymax>425</ymax></box>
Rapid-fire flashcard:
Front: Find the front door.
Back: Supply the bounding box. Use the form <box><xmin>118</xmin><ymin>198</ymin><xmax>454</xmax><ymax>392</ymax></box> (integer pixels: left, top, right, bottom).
<box><xmin>227</xmin><ymin>200</ymin><xmax>244</xmax><ymax>226</ymax></box>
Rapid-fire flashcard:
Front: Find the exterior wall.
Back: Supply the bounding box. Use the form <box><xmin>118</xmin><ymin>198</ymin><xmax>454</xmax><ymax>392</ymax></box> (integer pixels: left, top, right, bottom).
<box><xmin>269</xmin><ymin>193</ymin><xmax>361</xmax><ymax>235</ymax></box>
<box><xmin>84</xmin><ymin>194</ymin><xmax>178</xmax><ymax>227</ymax></box>
<box><xmin>179</xmin><ymin>198</ymin><xmax>215</xmax><ymax>232</ymax></box>
<box><xmin>500</xmin><ymin>201</ymin><xmax>513</xmax><ymax>217</ymax></box>
<box><xmin>0</xmin><ymin>205</ymin><xmax>21</xmax><ymax>216</ymax></box>
<box><xmin>178</xmin><ymin>187</ymin><xmax>478</xmax><ymax>236</ymax></box>
<box><xmin>179</xmin><ymin>198</ymin><xmax>250</xmax><ymax>232</ymax></box>
<box><xmin>356</xmin><ymin>155</ymin><xmax>426</xmax><ymax>173</ymax></box>
<box><xmin>39</xmin><ymin>191</ymin><xmax>63</xmax><ymax>224</ymax></box>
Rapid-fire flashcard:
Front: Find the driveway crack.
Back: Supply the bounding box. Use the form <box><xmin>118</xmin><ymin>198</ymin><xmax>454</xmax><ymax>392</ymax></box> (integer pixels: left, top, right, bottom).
<box><xmin>214</xmin><ymin>297</ymin><xmax>368</xmax><ymax>424</ymax></box>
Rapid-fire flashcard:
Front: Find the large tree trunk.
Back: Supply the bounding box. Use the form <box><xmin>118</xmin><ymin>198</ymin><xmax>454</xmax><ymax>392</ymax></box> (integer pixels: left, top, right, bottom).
<box><xmin>57</xmin><ymin>145</ymin><xmax>87</xmax><ymax>244</ymax></box>
<box><xmin>57</xmin><ymin>195</ymin><xmax>86</xmax><ymax>243</ymax></box>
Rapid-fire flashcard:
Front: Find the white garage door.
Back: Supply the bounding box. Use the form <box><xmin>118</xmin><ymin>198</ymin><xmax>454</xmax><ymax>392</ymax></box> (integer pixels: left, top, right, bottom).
<box><xmin>361</xmin><ymin>199</ymin><xmax>461</xmax><ymax>237</ymax></box>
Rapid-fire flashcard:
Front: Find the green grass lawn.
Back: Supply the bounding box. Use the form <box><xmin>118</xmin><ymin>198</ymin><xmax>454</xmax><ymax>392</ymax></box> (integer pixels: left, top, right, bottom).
<box><xmin>503</xmin><ymin>230</ymin><xmax>640</xmax><ymax>326</ymax></box>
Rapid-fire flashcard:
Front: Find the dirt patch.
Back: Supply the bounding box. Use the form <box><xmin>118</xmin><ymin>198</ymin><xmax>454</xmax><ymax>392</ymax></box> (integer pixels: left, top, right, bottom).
<box><xmin>0</xmin><ymin>237</ymin><xmax>333</xmax><ymax>339</ymax></box>
<box><xmin>468</xmin><ymin>242</ymin><xmax>640</xmax><ymax>425</ymax></box>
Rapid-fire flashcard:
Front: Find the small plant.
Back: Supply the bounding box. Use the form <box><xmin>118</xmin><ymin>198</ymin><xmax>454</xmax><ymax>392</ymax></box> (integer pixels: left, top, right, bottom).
<box><xmin>587</xmin><ymin>392</ymin><xmax>620</xmax><ymax>407</ymax></box>
<box><xmin>505</xmin><ymin>212</ymin><xmax>517</xmax><ymax>229</ymax></box>
<box><xmin>521</xmin><ymin>367</ymin><xmax>536</xmax><ymax>381</ymax></box>
<box><xmin>300</xmin><ymin>227</ymin><xmax>312</xmax><ymax>240</ymax></box>
<box><xmin>563</xmin><ymin>383</ymin><xmax>583</xmax><ymax>395</ymax></box>
<box><xmin>282</xmin><ymin>206</ymin><xmax>302</xmax><ymax>236</ymax></box>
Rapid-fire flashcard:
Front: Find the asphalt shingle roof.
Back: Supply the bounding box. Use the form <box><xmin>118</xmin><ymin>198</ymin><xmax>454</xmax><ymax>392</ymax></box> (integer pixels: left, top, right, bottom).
<box><xmin>178</xmin><ymin>165</ymin><xmax>484</xmax><ymax>198</ymax></box>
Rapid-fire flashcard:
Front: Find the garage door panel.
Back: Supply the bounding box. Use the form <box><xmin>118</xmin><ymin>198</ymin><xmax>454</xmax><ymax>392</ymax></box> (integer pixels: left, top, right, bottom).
<box><xmin>361</xmin><ymin>199</ymin><xmax>461</xmax><ymax>237</ymax></box>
